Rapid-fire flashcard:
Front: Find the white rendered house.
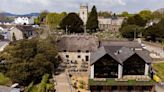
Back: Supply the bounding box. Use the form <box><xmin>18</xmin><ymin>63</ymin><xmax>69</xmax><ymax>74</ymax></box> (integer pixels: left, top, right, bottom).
<box><xmin>14</xmin><ymin>17</ymin><xmax>34</xmax><ymax>25</ymax></box>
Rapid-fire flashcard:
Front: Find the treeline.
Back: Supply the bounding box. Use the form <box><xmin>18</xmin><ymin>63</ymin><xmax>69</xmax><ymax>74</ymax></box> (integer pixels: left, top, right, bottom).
<box><xmin>119</xmin><ymin>10</ymin><xmax>164</xmax><ymax>42</ymax></box>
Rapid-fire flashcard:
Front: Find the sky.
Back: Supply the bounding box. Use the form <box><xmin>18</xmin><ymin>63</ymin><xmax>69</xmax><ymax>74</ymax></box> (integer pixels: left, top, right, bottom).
<box><xmin>0</xmin><ymin>0</ymin><xmax>164</xmax><ymax>14</ymax></box>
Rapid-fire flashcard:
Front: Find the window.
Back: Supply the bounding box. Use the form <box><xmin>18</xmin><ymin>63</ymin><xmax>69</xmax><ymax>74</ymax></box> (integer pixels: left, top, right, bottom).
<box><xmin>63</xmin><ymin>50</ymin><xmax>67</xmax><ymax>52</ymax></box>
<box><xmin>77</xmin><ymin>50</ymin><xmax>81</xmax><ymax>53</ymax></box>
<box><xmin>77</xmin><ymin>55</ymin><xmax>81</xmax><ymax>58</ymax></box>
<box><xmin>66</xmin><ymin>55</ymin><xmax>69</xmax><ymax>58</ymax></box>
<box><xmin>86</xmin><ymin>50</ymin><xmax>89</xmax><ymax>53</ymax></box>
<box><xmin>85</xmin><ymin>56</ymin><xmax>89</xmax><ymax>61</ymax></box>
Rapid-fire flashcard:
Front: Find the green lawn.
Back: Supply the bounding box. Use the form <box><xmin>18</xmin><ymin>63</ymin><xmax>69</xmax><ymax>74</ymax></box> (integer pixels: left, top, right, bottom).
<box><xmin>89</xmin><ymin>78</ymin><xmax>155</xmax><ymax>86</ymax></box>
<box><xmin>153</xmin><ymin>63</ymin><xmax>164</xmax><ymax>81</ymax></box>
<box><xmin>0</xmin><ymin>73</ymin><xmax>12</xmax><ymax>86</ymax></box>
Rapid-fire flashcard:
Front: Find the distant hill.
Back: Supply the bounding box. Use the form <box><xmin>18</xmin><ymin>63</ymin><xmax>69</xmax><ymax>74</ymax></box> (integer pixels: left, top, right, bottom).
<box><xmin>0</xmin><ymin>12</ymin><xmax>40</xmax><ymax>17</ymax></box>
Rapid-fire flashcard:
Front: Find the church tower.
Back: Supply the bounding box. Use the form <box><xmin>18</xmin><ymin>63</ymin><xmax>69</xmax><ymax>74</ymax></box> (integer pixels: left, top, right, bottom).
<box><xmin>79</xmin><ymin>4</ymin><xmax>88</xmax><ymax>25</ymax></box>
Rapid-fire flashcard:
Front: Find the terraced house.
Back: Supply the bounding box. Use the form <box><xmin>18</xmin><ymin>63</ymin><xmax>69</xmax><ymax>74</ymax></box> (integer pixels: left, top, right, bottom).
<box><xmin>89</xmin><ymin>41</ymin><xmax>156</xmax><ymax>92</ymax></box>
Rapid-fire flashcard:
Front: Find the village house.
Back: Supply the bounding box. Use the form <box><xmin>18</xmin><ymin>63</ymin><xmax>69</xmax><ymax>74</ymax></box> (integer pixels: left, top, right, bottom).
<box><xmin>145</xmin><ymin>18</ymin><xmax>161</xmax><ymax>28</ymax></box>
<box><xmin>9</xmin><ymin>25</ymin><xmax>36</xmax><ymax>41</ymax></box>
<box><xmin>14</xmin><ymin>16</ymin><xmax>35</xmax><ymax>25</ymax></box>
<box><xmin>89</xmin><ymin>41</ymin><xmax>156</xmax><ymax>92</ymax></box>
<box><xmin>98</xmin><ymin>16</ymin><xmax>124</xmax><ymax>32</ymax></box>
<box><xmin>0</xmin><ymin>19</ymin><xmax>14</xmax><ymax>25</ymax></box>
<box><xmin>57</xmin><ymin>35</ymin><xmax>99</xmax><ymax>73</ymax></box>
<box><xmin>0</xmin><ymin>25</ymin><xmax>36</xmax><ymax>41</ymax></box>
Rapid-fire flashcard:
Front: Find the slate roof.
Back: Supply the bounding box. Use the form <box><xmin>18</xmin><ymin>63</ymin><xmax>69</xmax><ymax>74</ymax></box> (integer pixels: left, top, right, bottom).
<box><xmin>0</xmin><ymin>25</ymin><xmax>36</xmax><ymax>32</ymax></box>
<box><xmin>0</xmin><ymin>25</ymin><xmax>14</xmax><ymax>29</ymax></box>
<box><xmin>90</xmin><ymin>44</ymin><xmax>152</xmax><ymax>65</ymax></box>
<box><xmin>101</xmin><ymin>41</ymin><xmax>142</xmax><ymax>48</ymax></box>
<box><xmin>14</xmin><ymin>25</ymin><xmax>36</xmax><ymax>32</ymax></box>
<box><xmin>57</xmin><ymin>35</ymin><xmax>99</xmax><ymax>52</ymax></box>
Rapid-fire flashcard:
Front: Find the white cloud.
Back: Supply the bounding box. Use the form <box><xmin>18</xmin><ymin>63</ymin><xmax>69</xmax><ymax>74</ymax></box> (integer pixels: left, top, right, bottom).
<box><xmin>0</xmin><ymin>0</ymin><xmax>163</xmax><ymax>14</ymax></box>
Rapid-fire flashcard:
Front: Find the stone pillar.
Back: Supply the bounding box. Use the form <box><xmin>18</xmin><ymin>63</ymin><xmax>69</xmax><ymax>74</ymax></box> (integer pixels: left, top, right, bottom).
<box><xmin>118</xmin><ymin>64</ymin><xmax>123</xmax><ymax>79</ymax></box>
<box><xmin>145</xmin><ymin>63</ymin><xmax>149</xmax><ymax>76</ymax></box>
<box><xmin>90</xmin><ymin>65</ymin><xmax>94</xmax><ymax>79</ymax></box>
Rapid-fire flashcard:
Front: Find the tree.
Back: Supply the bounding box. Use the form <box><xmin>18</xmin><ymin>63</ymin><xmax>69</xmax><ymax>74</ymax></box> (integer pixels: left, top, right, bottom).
<box><xmin>152</xmin><ymin>11</ymin><xmax>163</xmax><ymax>19</ymax></box>
<box><xmin>98</xmin><ymin>11</ymin><xmax>112</xmax><ymax>17</ymax></box>
<box><xmin>60</xmin><ymin>13</ymin><xmax>84</xmax><ymax>33</ymax></box>
<box><xmin>120</xmin><ymin>25</ymin><xmax>143</xmax><ymax>39</ymax></box>
<box><xmin>38</xmin><ymin>10</ymin><xmax>49</xmax><ymax>24</ymax></box>
<box><xmin>1</xmin><ymin>38</ymin><xmax>59</xmax><ymax>86</ymax></box>
<box><xmin>122</xmin><ymin>14</ymin><xmax>146</xmax><ymax>27</ymax></box>
<box><xmin>139</xmin><ymin>10</ymin><xmax>152</xmax><ymax>21</ymax></box>
<box><xmin>120</xmin><ymin>11</ymin><xmax>129</xmax><ymax>17</ymax></box>
<box><xmin>46</xmin><ymin>12</ymin><xmax>66</xmax><ymax>31</ymax></box>
<box><xmin>86</xmin><ymin>5</ymin><xmax>99</xmax><ymax>32</ymax></box>
<box><xmin>143</xmin><ymin>18</ymin><xmax>164</xmax><ymax>41</ymax></box>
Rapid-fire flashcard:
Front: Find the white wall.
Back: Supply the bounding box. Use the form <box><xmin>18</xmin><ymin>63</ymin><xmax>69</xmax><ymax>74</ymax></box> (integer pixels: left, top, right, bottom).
<box><xmin>9</xmin><ymin>27</ymin><xmax>23</xmax><ymax>41</ymax></box>
<box><xmin>14</xmin><ymin>17</ymin><xmax>34</xmax><ymax>25</ymax></box>
<box><xmin>59</xmin><ymin>52</ymin><xmax>90</xmax><ymax>62</ymax></box>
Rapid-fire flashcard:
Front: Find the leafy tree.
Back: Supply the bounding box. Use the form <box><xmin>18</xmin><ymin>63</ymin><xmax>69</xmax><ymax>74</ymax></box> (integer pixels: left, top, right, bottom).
<box><xmin>46</xmin><ymin>12</ymin><xmax>66</xmax><ymax>31</ymax></box>
<box><xmin>143</xmin><ymin>18</ymin><xmax>164</xmax><ymax>41</ymax></box>
<box><xmin>122</xmin><ymin>14</ymin><xmax>146</xmax><ymax>27</ymax></box>
<box><xmin>98</xmin><ymin>11</ymin><xmax>111</xmax><ymax>17</ymax></box>
<box><xmin>120</xmin><ymin>11</ymin><xmax>129</xmax><ymax>17</ymax></box>
<box><xmin>86</xmin><ymin>5</ymin><xmax>99</xmax><ymax>32</ymax></box>
<box><xmin>139</xmin><ymin>10</ymin><xmax>152</xmax><ymax>20</ymax></box>
<box><xmin>120</xmin><ymin>25</ymin><xmax>143</xmax><ymax>39</ymax></box>
<box><xmin>34</xmin><ymin>18</ymin><xmax>40</xmax><ymax>25</ymax></box>
<box><xmin>152</xmin><ymin>11</ymin><xmax>163</xmax><ymax>19</ymax></box>
<box><xmin>38</xmin><ymin>10</ymin><xmax>49</xmax><ymax>24</ymax></box>
<box><xmin>1</xmin><ymin>38</ymin><xmax>59</xmax><ymax>86</ymax></box>
<box><xmin>60</xmin><ymin>13</ymin><xmax>84</xmax><ymax>33</ymax></box>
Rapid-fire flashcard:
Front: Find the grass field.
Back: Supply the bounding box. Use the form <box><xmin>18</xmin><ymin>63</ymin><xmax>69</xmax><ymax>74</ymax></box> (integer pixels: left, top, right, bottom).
<box><xmin>153</xmin><ymin>63</ymin><xmax>164</xmax><ymax>82</ymax></box>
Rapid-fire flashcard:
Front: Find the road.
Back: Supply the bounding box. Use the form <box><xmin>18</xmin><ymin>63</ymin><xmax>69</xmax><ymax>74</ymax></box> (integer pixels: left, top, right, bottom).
<box><xmin>143</xmin><ymin>42</ymin><xmax>164</xmax><ymax>58</ymax></box>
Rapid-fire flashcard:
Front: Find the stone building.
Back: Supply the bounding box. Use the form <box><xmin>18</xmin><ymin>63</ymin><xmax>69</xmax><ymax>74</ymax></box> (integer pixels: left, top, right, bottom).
<box><xmin>98</xmin><ymin>16</ymin><xmax>124</xmax><ymax>32</ymax></box>
<box><xmin>79</xmin><ymin>4</ymin><xmax>88</xmax><ymax>25</ymax></box>
<box><xmin>57</xmin><ymin>35</ymin><xmax>99</xmax><ymax>73</ymax></box>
